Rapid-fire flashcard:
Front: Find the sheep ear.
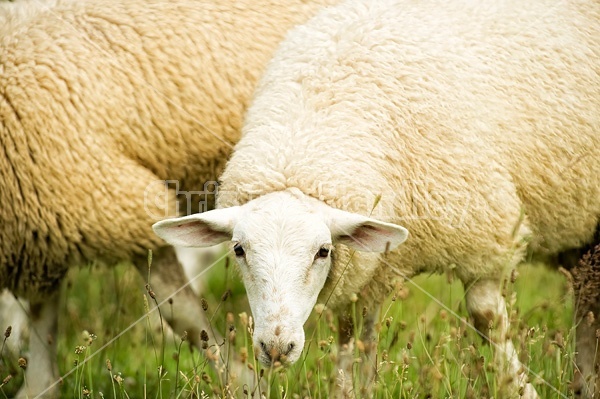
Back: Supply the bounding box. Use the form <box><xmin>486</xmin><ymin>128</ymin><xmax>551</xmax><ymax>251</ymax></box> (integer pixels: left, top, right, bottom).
<box><xmin>326</xmin><ymin>208</ymin><xmax>408</xmax><ymax>253</ymax></box>
<box><xmin>152</xmin><ymin>207</ymin><xmax>240</xmax><ymax>247</ymax></box>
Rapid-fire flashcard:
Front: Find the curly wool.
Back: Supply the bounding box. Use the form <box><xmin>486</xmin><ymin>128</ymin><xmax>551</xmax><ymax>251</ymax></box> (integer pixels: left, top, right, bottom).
<box><xmin>217</xmin><ymin>0</ymin><xmax>600</xmax><ymax>309</ymax></box>
<box><xmin>0</xmin><ymin>0</ymin><xmax>61</xmax><ymax>36</ymax></box>
<box><xmin>0</xmin><ymin>0</ymin><xmax>338</xmax><ymax>301</ymax></box>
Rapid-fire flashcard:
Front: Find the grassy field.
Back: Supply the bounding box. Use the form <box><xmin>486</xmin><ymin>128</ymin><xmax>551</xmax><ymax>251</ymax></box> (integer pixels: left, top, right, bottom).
<box><xmin>0</xmin><ymin>256</ymin><xmax>577</xmax><ymax>398</ymax></box>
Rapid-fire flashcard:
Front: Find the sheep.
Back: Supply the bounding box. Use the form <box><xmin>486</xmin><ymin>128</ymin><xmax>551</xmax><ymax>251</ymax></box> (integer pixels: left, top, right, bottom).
<box><xmin>0</xmin><ymin>0</ymin><xmax>338</xmax><ymax>396</ymax></box>
<box><xmin>153</xmin><ymin>0</ymin><xmax>600</xmax><ymax>397</ymax></box>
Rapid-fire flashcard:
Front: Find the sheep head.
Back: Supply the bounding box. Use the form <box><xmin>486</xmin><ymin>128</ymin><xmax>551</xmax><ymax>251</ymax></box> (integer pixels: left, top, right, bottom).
<box><xmin>152</xmin><ymin>189</ymin><xmax>408</xmax><ymax>366</ymax></box>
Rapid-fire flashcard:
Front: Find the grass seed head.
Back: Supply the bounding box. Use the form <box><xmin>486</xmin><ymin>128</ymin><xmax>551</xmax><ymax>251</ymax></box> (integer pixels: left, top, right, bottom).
<box><xmin>221</xmin><ymin>290</ymin><xmax>231</xmax><ymax>302</ymax></box>
<box><xmin>314</xmin><ymin>303</ymin><xmax>325</xmax><ymax>315</ymax></box>
<box><xmin>145</xmin><ymin>283</ymin><xmax>156</xmax><ymax>299</ymax></box>
<box><xmin>356</xmin><ymin>340</ymin><xmax>365</xmax><ymax>352</ymax></box>
<box><xmin>240</xmin><ymin>347</ymin><xmax>248</xmax><ymax>363</ymax></box>
<box><xmin>239</xmin><ymin>312</ymin><xmax>248</xmax><ymax>327</ymax></box>
<box><xmin>510</xmin><ymin>268</ymin><xmax>519</xmax><ymax>283</ymax></box>
<box><xmin>82</xmin><ymin>330</ymin><xmax>96</xmax><ymax>346</ymax></box>
<box><xmin>553</xmin><ymin>331</ymin><xmax>565</xmax><ymax>349</ymax></box>
<box><xmin>4</xmin><ymin>326</ymin><xmax>11</xmax><ymax>339</ymax></box>
<box><xmin>18</xmin><ymin>357</ymin><xmax>27</xmax><ymax>369</ymax></box>
<box><xmin>439</xmin><ymin>310</ymin><xmax>448</xmax><ymax>321</ymax></box>
<box><xmin>201</xmin><ymin>298</ymin><xmax>209</xmax><ymax>311</ymax></box>
<box><xmin>200</xmin><ymin>330</ymin><xmax>209</xmax><ymax>342</ymax></box>
<box><xmin>585</xmin><ymin>311</ymin><xmax>595</xmax><ymax>326</ymax></box>
<box><xmin>143</xmin><ymin>295</ymin><xmax>149</xmax><ymax>313</ymax></box>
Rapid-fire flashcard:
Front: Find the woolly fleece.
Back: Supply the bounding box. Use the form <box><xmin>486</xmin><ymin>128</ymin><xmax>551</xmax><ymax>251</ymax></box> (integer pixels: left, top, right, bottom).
<box><xmin>0</xmin><ymin>0</ymin><xmax>337</xmax><ymax>302</ymax></box>
<box><xmin>217</xmin><ymin>0</ymin><xmax>600</xmax><ymax>309</ymax></box>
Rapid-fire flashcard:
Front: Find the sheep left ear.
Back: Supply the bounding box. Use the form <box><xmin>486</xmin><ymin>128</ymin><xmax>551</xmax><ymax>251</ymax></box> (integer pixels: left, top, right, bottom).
<box><xmin>152</xmin><ymin>207</ymin><xmax>240</xmax><ymax>248</ymax></box>
<box><xmin>326</xmin><ymin>207</ymin><xmax>408</xmax><ymax>253</ymax></box>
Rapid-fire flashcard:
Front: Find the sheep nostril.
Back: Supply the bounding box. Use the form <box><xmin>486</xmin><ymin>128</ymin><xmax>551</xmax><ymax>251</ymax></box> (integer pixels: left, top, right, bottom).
<box><xmin>258</xmin><ymin>341</ymin><xmax>273</xmax><ymax>361</ymax></box>
<box><xmin>286</xmin><ymin>342</ymin><xmax>295</xmax><ymax>355</ymax></box>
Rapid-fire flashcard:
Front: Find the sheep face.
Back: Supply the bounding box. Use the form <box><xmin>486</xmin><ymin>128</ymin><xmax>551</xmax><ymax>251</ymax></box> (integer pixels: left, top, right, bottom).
<box><xmin>232</xmin><ymin>196</ymin><xmax>331</xmax><ymax>365</ymax></box>
<box><xmin>153</xmin><ymin>189</ymin><xmax>408</xmax><ymax>366</ymax></box>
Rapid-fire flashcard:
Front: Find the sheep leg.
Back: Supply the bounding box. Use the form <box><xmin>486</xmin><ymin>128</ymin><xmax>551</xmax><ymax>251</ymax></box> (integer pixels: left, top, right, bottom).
<box><xmin>336</xmin><ymin>302</ymin><xmax>380</xmax><ymax>396</ymax></box>
<box><xmin>136</xmin><ymin>245</ymin><xmax>214</xmax><ymax>347</ymax></box>
<box><xmin>571</xmin><ymin>242</ymin><xmax>600</xmax><ymax>399</ymax></box>
<box><xmin>0</xmin><ymin>289</ymin><xmax>29</xmax><ymax>359</ymax></box>
<box><xmin>336</xmin><ymin>309</ymin><xmax>356</xmax><ymax>397</ymax></box>
<box><xmin>360</xmin><ymin>304</ymin><xmax>380</xmax><ymax>393</ymax></box>
<box><xmin>134</xmin><ymin>246</ymin><xmax>252</xmax><ymax>388</ymax></box>
<box><xmin>574</xmin><ymin>316</ymin><xmax>600</xmax><ymax>399</ymax></box>
<box><xmin>464</xmin><ymin>279</ymin><xmax>539</xmax><ymax>399</ymax></box>
<box><xmin>16</xmin><ymin>293</ymin><xmax>60</xmax><ymax>399</ymax></box>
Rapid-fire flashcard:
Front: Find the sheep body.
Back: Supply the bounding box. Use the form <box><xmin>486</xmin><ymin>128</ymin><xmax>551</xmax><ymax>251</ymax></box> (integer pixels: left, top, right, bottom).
<box><xmin>218</xmin><ymin>0</ymin><xmax>600</xmax><ymax>308</ymax></box>
<box><xmin>161</xmin><ymin>0</ymin><xmax>600</xmax><ymax>396</ymax></box>
<box><xmin>0</xmin><ymin>0</ymin><xmax>336</xmax><ymax>302</ymax></box>
<box><xmin>0</xmin><ymin>0</ymin><xmax>337</xmax><ymax>396</ymax></box>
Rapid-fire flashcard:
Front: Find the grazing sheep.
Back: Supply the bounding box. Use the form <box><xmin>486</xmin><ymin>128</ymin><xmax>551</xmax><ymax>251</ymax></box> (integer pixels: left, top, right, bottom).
<box><xmin>153</xmin><ymin>0</ymin><xmax>600</xmax><ymax>397</ymax></box>
<box><xmin>0</xmin><ymin>0</ymin><xmax>337</xmax><ymax>396</ymax></box>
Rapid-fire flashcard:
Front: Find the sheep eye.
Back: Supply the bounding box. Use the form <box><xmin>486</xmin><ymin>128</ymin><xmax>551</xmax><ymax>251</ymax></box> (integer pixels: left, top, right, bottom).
<box><xmin>233</xmin><ymin>243</ymin><xmax>245</xmax><ymax>257</ymax></box>
<box><xmin>315</xmin><ymin>247</ymin><xmax>330</xmax><ymax>259</ymax></box>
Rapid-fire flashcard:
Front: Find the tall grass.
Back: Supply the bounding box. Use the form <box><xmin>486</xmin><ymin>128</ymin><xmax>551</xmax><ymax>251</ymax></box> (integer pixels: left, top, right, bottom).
<box><xmin>0</xmin><ymin>258</ymin><xmax>577</xmax><ymax>398</ymax></box>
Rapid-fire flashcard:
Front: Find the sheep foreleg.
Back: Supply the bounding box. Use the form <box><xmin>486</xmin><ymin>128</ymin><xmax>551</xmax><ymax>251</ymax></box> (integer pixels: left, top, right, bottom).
<box><xmin>16</xmin><ymin>293</ymin><xmax>60</xmax><ymax>399</ymax></box>
<box><xmin>136</xmin><ymin>246</ymin><xmax>253</xmax><ymax>391</ymax></box>
<box><xmin>465</xmin><ymin>278</ymin><xmax>538</xmax><ymax>399</ymax></box>
<box><xmin>336</xmin><ymin>301</ymin><xmax>380</xmax><ymax>397</ymax></box>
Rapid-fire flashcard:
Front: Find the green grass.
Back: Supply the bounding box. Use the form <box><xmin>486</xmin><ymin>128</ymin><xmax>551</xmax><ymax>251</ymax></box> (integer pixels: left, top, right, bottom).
<box><xmin>0</xmin><ymin>258</ymin><xmax>577</xmax><ymax>398</ymax></box>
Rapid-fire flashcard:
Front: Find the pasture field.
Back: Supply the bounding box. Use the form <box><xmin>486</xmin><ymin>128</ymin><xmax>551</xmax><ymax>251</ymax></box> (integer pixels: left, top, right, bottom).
<box><xmin>0</xmin><ymin>256</ymin><xmax>577</xmax><ymax>398</ymax></box>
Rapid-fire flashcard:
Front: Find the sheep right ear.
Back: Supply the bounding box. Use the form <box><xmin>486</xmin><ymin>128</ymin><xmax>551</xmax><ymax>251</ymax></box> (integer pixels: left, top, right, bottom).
<box><xmin>325</xmin><ymin>207</ymin><xmax>408</xmax><ymax>253</ymax></box>
<box><xmin>152</xmin><ymin>207</ymin><xmax>240</xmax><ymax>247</ymax></box>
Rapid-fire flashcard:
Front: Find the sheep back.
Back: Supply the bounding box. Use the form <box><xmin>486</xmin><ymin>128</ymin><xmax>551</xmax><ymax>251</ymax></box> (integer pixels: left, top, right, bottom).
<box><xmin>217</xmin><ymin>0</ymin><xmax>600</xmax><ymax>308</ymax></box>
<box><xmin>0</xmin><ymin>0</ymin><xmax>338</xmax><ymax>301</ymax></box>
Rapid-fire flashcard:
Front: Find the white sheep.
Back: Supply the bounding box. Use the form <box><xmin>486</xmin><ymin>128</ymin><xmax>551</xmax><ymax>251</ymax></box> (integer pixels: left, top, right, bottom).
<box><xmin>153</xmin><ymin>0</ymin><xmax>600</xmax><ymax>397</ymax></box>
<box><xmin>0</xmin><ymin>0</ymin><xmax>337</xmax><ymax>397</ymax></box>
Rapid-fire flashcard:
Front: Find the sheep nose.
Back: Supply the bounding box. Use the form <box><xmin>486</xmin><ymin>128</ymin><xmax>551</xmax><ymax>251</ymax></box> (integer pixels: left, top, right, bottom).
<box><xmin>258</xmin><ymin>340</ymin><xmax>296</xmax><ymax>364</ymax></box>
